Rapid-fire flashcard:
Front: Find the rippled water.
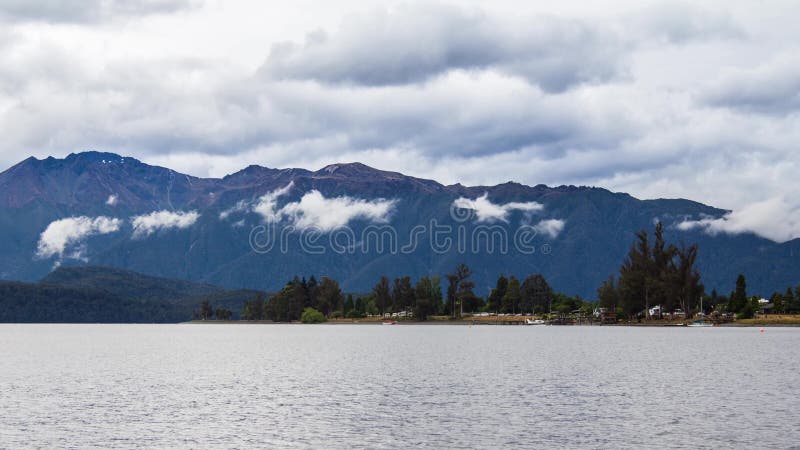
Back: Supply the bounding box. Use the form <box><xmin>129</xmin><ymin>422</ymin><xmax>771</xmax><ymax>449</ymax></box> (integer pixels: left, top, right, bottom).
<box><xmin>1</xmin><ymin>324</ymin><xmax>799</xmax><ymax>449</ymax></box>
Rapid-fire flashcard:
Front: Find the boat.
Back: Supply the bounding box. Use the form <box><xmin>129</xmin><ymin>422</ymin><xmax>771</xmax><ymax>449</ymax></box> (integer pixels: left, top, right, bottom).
<box><xmin>525</xmin><ymin>318</ymin><xmax>545</xmax><ymax>325</ymax></box>
<box><xmin>382</xmin><ymin>320</ymin><xmax>397</xmax><ymax>325</ymax></box>
<box><xmin>687</xmin><ymin>298</ymin><xmax>714</xmax><ymax>327</ymax></box>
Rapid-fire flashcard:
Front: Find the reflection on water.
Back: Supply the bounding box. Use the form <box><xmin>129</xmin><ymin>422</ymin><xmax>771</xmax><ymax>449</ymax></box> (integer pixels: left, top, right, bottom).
<box><xmin>1</xmin><ymin>324</ymin><xmax>798</xmax><ymax>449</ymax></box>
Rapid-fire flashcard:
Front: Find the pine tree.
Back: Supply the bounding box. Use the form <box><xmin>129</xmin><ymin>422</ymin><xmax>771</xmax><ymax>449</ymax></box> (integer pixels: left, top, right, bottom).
<box><xmin>316</xmin><ymin>277</ymin><xmax>342</xmax><ymax>317</ymax></box>
<box><xmin>520</xmin><ymin>273</ymin><xmax>553</xmax><ymax>314</ymax></box>
<box><xmin>729</xmin><ymin>274</ymin><xmax>748</xmax><ymax>313</ymax></box>
<box><xmin>392</xmin><ymin>276</ymin><xmax>415</xmax><ymax>313</ymax></box>
<box><xmin>446</xmin><ymin>264</ymin><xmax>475</xmax><ymax>317</ymax></box>
<box><xmin>486</xmin><ymin>275</ymin><xmax>508</xmax><ymax>313</ymax></box>
<box><xmin>596</xmin><ymin>275</ymin><xmax>618</xmax><ymax>310</ymax></box>
<box><xmin>502</xmin><ymin>276</ymin><xmax>521</xmax><ymax>314</ymax></box>
<box><xmin>373</xmin><ymin>276</ymin><xmax>391</xmax><ymax>316</ymax></box>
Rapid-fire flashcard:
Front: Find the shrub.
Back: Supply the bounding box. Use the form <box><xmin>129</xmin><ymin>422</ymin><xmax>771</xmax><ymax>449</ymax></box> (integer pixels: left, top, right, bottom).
<box><xmin>300</xmin><ymin>307</ymin><xmax>327</xmax><ymax>324</ymax></box>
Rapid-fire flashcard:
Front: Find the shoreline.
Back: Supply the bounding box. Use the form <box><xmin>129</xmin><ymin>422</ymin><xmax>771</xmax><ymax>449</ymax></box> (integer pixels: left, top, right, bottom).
<box><xmin>183</xmin><ymin>319</ymin><xmax>800</xmax><ymax>327</ymax></box>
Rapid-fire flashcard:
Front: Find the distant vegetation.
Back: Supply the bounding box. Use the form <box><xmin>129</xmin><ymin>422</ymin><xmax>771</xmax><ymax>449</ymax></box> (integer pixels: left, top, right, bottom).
<box><xmin>0</xmin><ymin>266</ymin><xmax>261</xmax><ymax>323</ymax></box>
<box><xmin>300</xmin><ymin>307</ymin><xmax>326</xmax><ymax>324</ymax></box>
<box><xmin>596</xmin><ymin>223</ymin><xmax>800</xmax><ymax>320</ymax></box>
<box><xmin>204</xmin><ymin>222</ymin><xmax>800</xmax><ymax>323</ymax></box>
<box><xmin>2</xmin><ymin>227</ymin><xmax>798</xmax><ymax>324</ymax></box>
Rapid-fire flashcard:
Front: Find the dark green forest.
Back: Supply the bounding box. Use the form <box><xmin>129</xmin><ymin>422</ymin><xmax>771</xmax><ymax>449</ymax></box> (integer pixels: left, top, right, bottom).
<box><xmin>2</xmin><ymin>225</ymin><xmax>798</xmax><ymax>323</ymax></box>
<box><xmin>222</xmin><ymin>222</ymin><xmax>800</xmax><ymax>323</ymax></box>
<box><xmin>0</xmin><ymin>267</ymin><xmax>260</xmax><ymax>323</ymax></box>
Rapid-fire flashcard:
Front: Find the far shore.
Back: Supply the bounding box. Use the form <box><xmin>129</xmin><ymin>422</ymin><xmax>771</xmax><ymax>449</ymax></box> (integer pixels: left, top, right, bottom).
<box><xmin>184</xmin><ymin>315</ymin><xmax>800</xmax><ymax>327</ymax></box>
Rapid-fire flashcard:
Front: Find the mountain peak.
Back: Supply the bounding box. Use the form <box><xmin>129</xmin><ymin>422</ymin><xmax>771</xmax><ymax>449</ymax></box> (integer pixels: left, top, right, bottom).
<box><xmin>65</xmin><ymin>151</ymin><xmax>134</xmax><ymax>166</ymax></box>
<box><xmin>317</xmin><ymin>162</ymin><xmax>390</xmax><ymax>178</ymax></box>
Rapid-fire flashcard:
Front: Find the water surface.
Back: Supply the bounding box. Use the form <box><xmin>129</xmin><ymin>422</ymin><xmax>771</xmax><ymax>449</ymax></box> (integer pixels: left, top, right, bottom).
<box><xmin>1</xmin><ymin>324</ymin><xmax>798</xmax><ymax>448</ymax></box>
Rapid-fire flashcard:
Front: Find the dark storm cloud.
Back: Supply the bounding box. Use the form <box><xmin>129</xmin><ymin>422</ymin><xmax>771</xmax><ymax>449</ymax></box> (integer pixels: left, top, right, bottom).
<box><xmin>0</xmin><ymin>0</ymin><xmax>195</xmax><ymax>23</ymax></box>
<box><xmin>259</xmin><ymin>3</ymin><xmax>743</xmax><ymax>93</ymax></box>
<box><xmin>260</xmin><ymin>3</ymin><xmax>631</xmax><ymax>93</ymax></box>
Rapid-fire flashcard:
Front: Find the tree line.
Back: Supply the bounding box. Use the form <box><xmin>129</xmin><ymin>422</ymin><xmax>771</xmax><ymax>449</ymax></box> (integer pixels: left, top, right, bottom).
<box><xmin>194</xmin><ymin>263</ymin><xmax>593</xmax><ymax>322</ymax></box>
<box><xmin>596</xmin><ymin>222</ymin><xmax>800</xmax><ymax>320</ymax></box>
<box><xmin>196</xmin><ymin>222</ymin><xmax>800</xmax><ymax>322</ymax></box>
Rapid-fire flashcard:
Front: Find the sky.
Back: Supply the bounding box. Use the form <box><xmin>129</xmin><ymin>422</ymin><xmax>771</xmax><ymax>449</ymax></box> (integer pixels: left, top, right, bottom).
<box><xmin>0</xmin><ymin>0</ymin><xmax>799</xmax><ymax>242</ymax></box>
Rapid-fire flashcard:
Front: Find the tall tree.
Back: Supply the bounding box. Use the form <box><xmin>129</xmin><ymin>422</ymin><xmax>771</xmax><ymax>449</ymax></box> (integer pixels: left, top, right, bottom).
<box><xmin>392</xmin><ymin>276</ymin><xmax>415</xmax><ymax>312</ymax></box>
<box><xmin>241</xmin><ymin>293</ymin><xmax>266</xmax><ymax>320</ymax></box>
<box><xmin>316</xmin><ymin>277</ymin><xmax>343</xmax><ymax>317</ymax></box>
<box><xmin>344</xmin><ymin>294</ymin><xmax>354</xmax><ymax>316</ymax></box>
<box><xmin>197</xmin><ymin>299</ymin><xmax>213</xmax><ymax>320</ymax></box>
<box><xmin>444</xmin><ymin>264</ymin><xmax>475</xmax><ymax>317</ymax></box>
<box><xmin>373</xmin><ymin>276</ymin><xmax>391</xmax><ymax>316</ymax></box>
<box><xmin>265</xmin><ymin>283</ymin><xmax>294</xmax><ymax>322</ymax></box>
<box><xmin>772</xmin><ymin>291</ymin><xmax>784</xmax><ymax>314</ymax></box>
<box><xmin>520</xmin><ymin>274</ymin><xmax>553</xmax><ymax>314</ymax></box>
<box><xmin>674</xmin><ymin>243</ymin><xmax>703</xmax><ymax>315</ymax></box>
<box><xmin>618</xmin><ymin>229</ymin><xmax>652</xmax><ymax>318</ymax></box>
<box><xmin>413</xmin><ymin>276</ymin><xmax>442</xmax><ymax>321</ymax></box>
<box><xmin>486</xmin><ymin>275</ymin><xmax>508</xmax><ymax>313</ymax></box>
<box><xmin>289</xmin><ymin>276</ymin><xmax>306</xmax><ymax>321</ymax></box>
<box><xmin>502</xmin><ymin>276</ymin><xmax>521</xmax><ymax>314</ymax></box>
<box><xmin>445</xmin><ymin>274</ymin><xmax>458</xmax><ymax>317</ymax></box>
<box><xmin>307</xmin><ymin>276</ymin><xmax>318</xmax><ymax>309</ymax></box>
<box><xmin>729</xmin><ymin>274</ymin><xmax>748</xmax><ymax>313</ymax></box>
<box><xmin>784</xmin><ymin>287</ymin><xmax>795</xmax><ymax>314</ymax></box>
<box><xmin>790</xmin><ymin>285</ymin><xmax>800</xmax><ymax>313</ymax></box>
<box><xmin>651</xmin><ymin>222</ymin><xmax>678</xmax><ymax>310</ymax></box>
<box><xmin>596</xmin><ymin>275</ymin><xmax>618</xmax><ymax>310</ymax></box>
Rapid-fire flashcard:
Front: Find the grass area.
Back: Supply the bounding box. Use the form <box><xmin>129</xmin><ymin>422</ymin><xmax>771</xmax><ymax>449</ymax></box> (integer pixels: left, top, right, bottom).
<box><xmin>734</xmin><ymin>315</ymin><xmax>800</xmax><ymax>325</ymax></box>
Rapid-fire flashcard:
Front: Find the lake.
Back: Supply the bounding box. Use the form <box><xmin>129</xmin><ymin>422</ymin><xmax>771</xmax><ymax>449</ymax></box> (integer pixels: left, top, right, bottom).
<box><xmin>1</xmin><ymin>324</ymin><xmax>798</xmax><ymax>449</ymax></box>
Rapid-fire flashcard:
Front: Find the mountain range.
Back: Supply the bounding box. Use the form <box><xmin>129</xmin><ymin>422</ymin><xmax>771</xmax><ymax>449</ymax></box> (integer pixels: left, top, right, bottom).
<box><xmin>1</xmin><ymin>151</ymin><xmax>797</xmax><ymax>298</ymax></box>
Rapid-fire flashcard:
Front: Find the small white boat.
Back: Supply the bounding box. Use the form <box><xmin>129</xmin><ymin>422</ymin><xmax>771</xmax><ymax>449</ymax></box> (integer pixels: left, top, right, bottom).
<box><xmin>525</xmin><ymin>319</ymin><xmax>545</xmax><ymax>325</ymax></box>
<box><xmin>382</xmin><ymin>320</ymin><xmax>397</xmax><ymax>325</ymax></box>
<box><xmin>688</xmin><ymin>320</ymin><xmax>714</xmax><ymax>327</ymax></box>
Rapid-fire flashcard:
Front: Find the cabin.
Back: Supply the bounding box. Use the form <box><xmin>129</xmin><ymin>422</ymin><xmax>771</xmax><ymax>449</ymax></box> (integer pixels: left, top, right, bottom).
<box><xmin>592</xmin><ymin>307</ymin><xmax>617</xmax><ymax>324</ymax></box>
<box><xmin>648</xmin><ymin>305</ymin><xmax>662</xmax><ymax>319</ymax></box>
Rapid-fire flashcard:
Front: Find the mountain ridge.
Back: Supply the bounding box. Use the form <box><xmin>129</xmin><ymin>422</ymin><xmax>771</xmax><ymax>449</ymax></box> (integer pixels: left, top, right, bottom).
<box><xmin>0</xmin><ymin>151</ymin><xmax>796</xmax><ymax>298</ymax></box>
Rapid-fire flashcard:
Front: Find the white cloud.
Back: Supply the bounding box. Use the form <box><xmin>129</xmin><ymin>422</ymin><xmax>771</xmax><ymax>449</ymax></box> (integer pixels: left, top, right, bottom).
<box><xmin>676</xmin><ymin>197</ymin><xmax>800</xmax><ymax>243</ymax></box>
<box><xmin>231</xmin><ymin>182</ymin><xmax>394</xmax><ymax>231</ymax></box>
<box><xmin>131</xmin><ymin>210</ymin><xmax>200</xmax><ymax>238</ymax></box>
<box><xmin>106</xmin><ymin>194</ymin><xmax>118</xmax><ymax>206</ymax></box>
<box><xmin>279</xmin><ymin>190</ymin><xmax>395</xmax><ymax>231</ymax></box>
<box><xmin>261</xmin><ymin>3</ymin><xmax>630</xmax><ymax>92</ymax></box>
<box><xmin>0</xmin><ymin>0</ymin><xmax>798</xmax><ymax>242</ymax></box>
<box><xmin>252</xmin><ymin>182</ymin><xmax>294</xmax><ymax>222</ymax></box>
<box><xmin>699</xmin><ymin>54</ymin><xmax>800</xmax><ymax>115</ymax></box>
<box><xmin>36</xmin><ymin>216</ymin><xmax>122</xmax><ymax>259</ymax></box>
<box><xmin>453</xmin><ymin>193</ymin><xmax>543</xmax><ymax>223</ymax></box>
<box><xmin>533</xmin><ymin>219</ymin><xmax>565</xmax><ymax>239</ymax></box>
<box><xmin>219</xmin><ymin>199</ymin><xmax>249</xmax><ymax>220</ymax></box>
<box><xmin>0</xmin><ymin>0</ymin><xmax>196</xmax><ymax>24</ymax></box>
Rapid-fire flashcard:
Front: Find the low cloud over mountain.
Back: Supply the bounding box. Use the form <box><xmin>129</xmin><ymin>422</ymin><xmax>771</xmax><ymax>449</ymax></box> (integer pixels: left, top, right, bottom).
<box><xmin>5</xmin><ymin>153</ymin><xmax>798</xmax><ymax>298</ymax></box>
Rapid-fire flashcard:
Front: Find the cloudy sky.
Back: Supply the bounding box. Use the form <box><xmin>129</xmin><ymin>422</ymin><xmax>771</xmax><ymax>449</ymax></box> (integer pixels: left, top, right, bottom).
<box><xmin>1</xmin><ymin>0</ymin><xmax>798</xmax><ymax>240</ymax></box>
